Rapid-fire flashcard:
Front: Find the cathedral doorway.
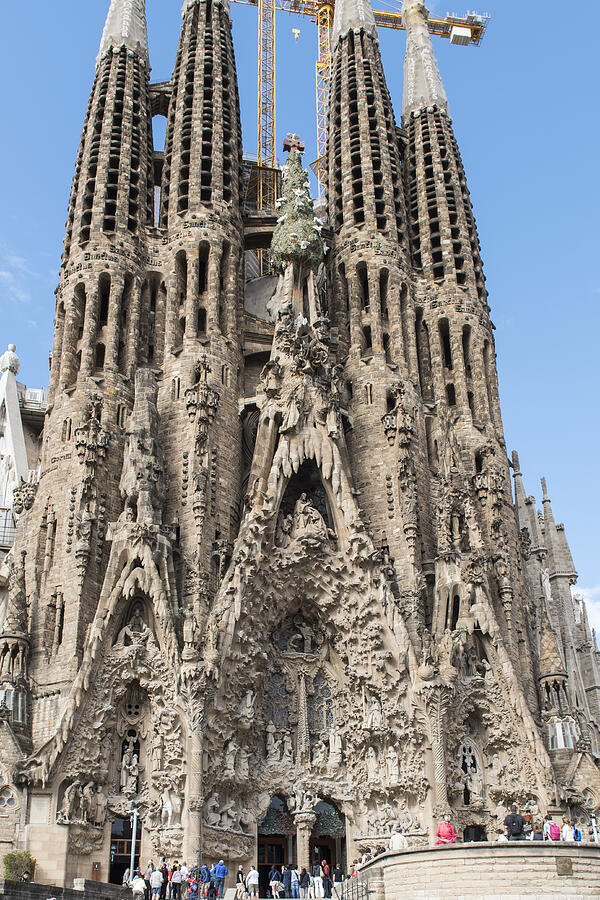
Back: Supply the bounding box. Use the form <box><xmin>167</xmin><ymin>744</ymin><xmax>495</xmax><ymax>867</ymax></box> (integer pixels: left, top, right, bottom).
<box><xmin>109</xmin><ymin>814</ymin><xmax>141</xmax><ymax>884</ymax></box>
<box><xmin>463</xmin><ymin>824</ymin><xmax>487</xmax><ymax>842</ymax></box>
<box><xmin>257</xmin><ymin>796</ymin><xmax>296</xmax><ymax>896</ymax></box>
<box><xmin>310</xmin><ymin>801</ymin><xmax>346</xmax><ymax>872</ymax></box>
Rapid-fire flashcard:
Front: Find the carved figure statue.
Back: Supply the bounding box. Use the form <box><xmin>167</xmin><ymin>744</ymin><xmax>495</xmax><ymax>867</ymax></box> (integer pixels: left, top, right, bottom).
<box><xmin>121</xmin><ymin>744</ymin><xmax>133</xmax><ymax>791</ymax></box>
<box><xmin>219</xmin><ymin>797</ymin><xmax>237</xmax><ymax>829</ymax></box>
<box><xmin>467</xmin><ymin>769</ymin><xmax>484</xmax><ymax>800</ymax></box>
<box><xmin>237</xmin><ymin>747</ymin><xmax>250</xmax><ymax>781</ymax></box>
<box><xmin>82</xmin><ymin>781</ymin><xmax>96</xmax><ymax>823</ymax></box>
<box><xmin>152</xmin><ymin>732</ymin><xmax>164</xmax><ymax>772</ymax></box>
<box><xmin>124</xmin><ymin>753</ymin><xmax>139</xmax><ymax>795</ymax></box>
<box><xmin>204</xmin><ymin>792</ymin><xmax>221</xmax><ymax>827</ymax></box>
<box><xmin>282</xmin><ymin>732</ymin><xmax>294</xmax><ymax>765</ymax></box>
<box><xmin>311</xmin><ymin>740</ymin><xmax>327</xmax><ymax>770</ymax></box>
<box><xmin>183</xmin><ymin>605</ymin><xmax>198</xmax><ymax>650</ymax></box>
<box><xmin>94</xmin><ymin>785</ymin><xmax>107</xmax><ymax>826</ymax></box>
<box><xmin>224</xmin><ymin>739</ymin><xmax>238</xmax><ymax>778</ymax></box>
<box><xmin>276</xmin><ymin>514</ymin><xmax>294</xmax><ymax>549</ymax></box>
<box><xmin>365</xmin><ymin>695</ymin><xmax>383</xmax><ymax>729</ymax></box>
<box><xmin>266</xmin><ymin>722</ymin><xmax>280</xmax><ymax>763</ymax></box>
<box><xmin>161</xmin><ymin>788</ymin><xmax>174</xmax><ymax>827</ymax></box>
<box><xmin>366</xmin><ymin>746</ymin><xmax>379</xmax><ymax>784</ymax></box>
<box><xmin>386</xmin><ymin>745</ymin><xmax>400</xmax><ymax>785</ymax></box>
<box><xmin>239</xmin><ymin>689</ymin><xmax>256</xmax><ymax>722</ymax></box>
<box><xmin>328</xmin><ymin>725</ymin><xmax>342</xmax><ymax>770</ymax></box>
<box><xmin>60</xmin><ymin>781</ymin><xmax>81</xmax><ymax>823</ymax></box>
<box><xmin>292</xmin><ymin>494</ymin><xmax>327</xmax><ymax>540</ymax></box>
<box><xmin>117</xmin><ymin>608</ymin><xmax>152</xmax><ymax>648</ymax></box>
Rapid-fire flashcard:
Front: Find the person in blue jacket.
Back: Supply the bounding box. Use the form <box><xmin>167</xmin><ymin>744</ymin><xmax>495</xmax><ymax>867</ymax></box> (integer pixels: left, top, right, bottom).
<box><xmin>282</xmin><ymin>865</ymin><xmax>292</xmax><ymax>898</ymax></box>
<box><xmin>212</xmin><ymin>860</ymin><xmax>228</xmax><ymax>899</ymax></box>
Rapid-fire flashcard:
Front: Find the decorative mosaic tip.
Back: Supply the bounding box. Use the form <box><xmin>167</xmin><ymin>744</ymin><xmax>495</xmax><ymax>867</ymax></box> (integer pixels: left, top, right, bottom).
<box><xmin>97</xmin><ymin>0</ymin><xmax>149</xmax><ymax>68</ymax></box>
<box><xmin>402</xmin><ymin>0</ymin><xmax>448</xmax><ymax>118</ymax></box>
<box><xmin>332</xmin><ymin>0</ymin><xmax>377</xmax><ymax>46</ymax></box>
<box><xmin>0</xmin><ymin>344</ymin><xmax>20</xmax><ymax>376</ymax></box>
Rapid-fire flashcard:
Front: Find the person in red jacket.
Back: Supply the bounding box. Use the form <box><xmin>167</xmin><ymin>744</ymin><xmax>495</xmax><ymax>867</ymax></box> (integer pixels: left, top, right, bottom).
<box><xmin>435</xmin><ymin>814</ymin><xmax>457</xmax><ymax>845</ymax></box>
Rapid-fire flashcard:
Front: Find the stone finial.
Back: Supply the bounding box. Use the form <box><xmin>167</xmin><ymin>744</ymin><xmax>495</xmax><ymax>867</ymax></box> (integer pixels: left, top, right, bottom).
<box><xmin>332</xmin><ymin>0</ymin><xmax>377</xmax><ymax>46</ymax></box>
<box><xmin>97</xmin><ymin>0</ymin><xmax>149</xmax><ymax>67</ymax></box>
<box><xmin>541</xmin><ymin>477</ymin><xmax>550</xmax><ymax>503</ymax></box>
<box><xmin>401</xmin><ymin>0</ymin><xmax>448</xmax><ymax>118</ymax></box>
<box><xmin>0</xmin><ymin>344</ymin><xmax>20</xmax><ymax>376</ymax></box>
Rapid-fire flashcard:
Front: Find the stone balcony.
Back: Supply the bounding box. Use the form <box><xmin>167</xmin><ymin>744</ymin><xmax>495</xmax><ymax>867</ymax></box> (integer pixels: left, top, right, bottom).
<box><xmin>358</xmin><ymin>840</ymin><xmax>600</xmax><ymax>898</ymax></box>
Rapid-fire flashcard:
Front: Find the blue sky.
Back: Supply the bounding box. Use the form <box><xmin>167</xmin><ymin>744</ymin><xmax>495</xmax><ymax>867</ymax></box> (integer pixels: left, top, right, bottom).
<box><xmin>1</xmin><ymin>1</ymin><xmax>598</xmax><ymax>627</ymax></box>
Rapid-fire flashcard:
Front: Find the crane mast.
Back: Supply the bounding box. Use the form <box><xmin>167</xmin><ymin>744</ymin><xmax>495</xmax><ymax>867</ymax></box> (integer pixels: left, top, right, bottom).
<box><xmin>238</xmin><ymin>0</ymin><xmax>489</xmax><ymax>201</ymax></box>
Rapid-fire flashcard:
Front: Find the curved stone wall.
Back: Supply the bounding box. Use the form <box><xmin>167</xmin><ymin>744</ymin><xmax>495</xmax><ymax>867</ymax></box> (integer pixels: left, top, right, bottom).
<box><xmin>360</xmin><ymin>842</ymin><xmax>600</xmax><ymax>898</ymax></box>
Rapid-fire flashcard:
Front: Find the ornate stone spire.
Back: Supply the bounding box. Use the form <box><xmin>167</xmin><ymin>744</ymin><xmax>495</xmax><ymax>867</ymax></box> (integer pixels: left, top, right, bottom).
<box><xmin>97</xmin><ymin>0</ymin><xmax>149</xmax><ymax>67</ymax></box>
<box><xmin>402</xmin><ymin>0</ymin><xmax>448</xmax><ymax>117</ymax></box>
<box><xmin>332</xmin><ymin>0</ymin><xmax>376</xmax><ymax>46</ymax></box>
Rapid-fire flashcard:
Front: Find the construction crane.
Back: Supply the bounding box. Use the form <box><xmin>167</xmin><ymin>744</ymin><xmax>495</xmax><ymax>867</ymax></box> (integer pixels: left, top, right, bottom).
<box><xmin>237</xmin><ymin>0</ymin><xmax>489</xmax><ymax>202</ymax></box>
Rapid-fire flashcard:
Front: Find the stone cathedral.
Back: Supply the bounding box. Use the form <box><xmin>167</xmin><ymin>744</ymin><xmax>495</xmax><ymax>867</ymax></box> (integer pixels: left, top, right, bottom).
<box><xmin>0</xmin><ymin>0</ymin><xmax>599</xmax><ymax>888</ymax></box>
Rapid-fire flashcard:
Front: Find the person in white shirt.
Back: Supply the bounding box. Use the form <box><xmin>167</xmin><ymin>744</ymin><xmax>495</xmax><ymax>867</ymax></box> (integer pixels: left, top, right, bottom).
<box><xmin>246</xmin><ymin>865</ymin><xmax>260</xmax><ymax>898</ymax></box>
<box><xmin>131</xmin><ymin>873</ymin><xmax>147</xmax><ymax>900</ymax></box>
<box><xmin>561</xmin><ymin>818</ymin><xmax>575</xmax><ymax>841</ymax></box>
<box><xmin>389</xmin><ymin>825</ymin><xmax>409</xmax><ymax>851</ymax></box>
<box><xmin>151</xmin><ymin>869</ymin><xmax>164</xmax><ymax>897</ymax></box>
<box><xmin>180</xmin><ymin>864</ymin><xmax>189</xmax><ymax>899</ymax></box>
<box><xmin>496</xmin><ymin>828</ymin><xmax>508</xmax><ymax>842</ymax></box>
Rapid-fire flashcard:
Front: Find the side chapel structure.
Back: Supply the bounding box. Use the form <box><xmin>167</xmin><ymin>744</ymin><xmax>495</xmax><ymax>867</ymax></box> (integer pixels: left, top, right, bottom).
<box><xmin>0</xmin><ymin>0</ymin><xmax>599</xmax><ymax>887</ymax></box>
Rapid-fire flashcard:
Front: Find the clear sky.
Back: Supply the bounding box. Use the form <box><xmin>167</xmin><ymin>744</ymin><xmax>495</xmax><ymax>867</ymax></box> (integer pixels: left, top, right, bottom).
<box><xmin>1</xmin><ymin>1</ymin><xmax>598</xmax><ymax>627</ymax></box>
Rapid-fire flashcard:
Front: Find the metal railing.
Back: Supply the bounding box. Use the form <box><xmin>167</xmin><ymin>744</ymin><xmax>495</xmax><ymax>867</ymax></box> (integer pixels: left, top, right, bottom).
<box><xmin>333</xmin><ymin>876</ymin><xmax>370</xmax><ymax>900</ymax></box>
<box><xmin>0</xmin><ymin>522</ymin><xmax>17</xmax><ymax>549</ymax></box>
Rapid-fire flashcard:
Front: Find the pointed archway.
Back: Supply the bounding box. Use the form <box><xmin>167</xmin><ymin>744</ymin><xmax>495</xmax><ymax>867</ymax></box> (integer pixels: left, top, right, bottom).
<box><xmin>310</xmin><ymin>800</ymin><xmax>346</xmax><ymax>874</ymax></box>
<box><xmin>257</xmin><ymin>795</ymin><xmax>296</xmax><ymax>895</ymax></box>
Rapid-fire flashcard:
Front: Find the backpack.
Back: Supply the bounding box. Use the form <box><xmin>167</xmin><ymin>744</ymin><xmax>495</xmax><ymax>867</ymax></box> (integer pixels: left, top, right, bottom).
<box><xmin>507</xmin><ymin>813</ymin><xmax>523</xmax><ymax>836</ymax></box>
<box><xmin>574</xmin><ymin>827</ymin><xmax>582</xmax><ymax>842</ymax></box>
<box><xmin>548</xmin><ymin>822</ymin><xmax>560</xmax><ymax>841</ymax></box>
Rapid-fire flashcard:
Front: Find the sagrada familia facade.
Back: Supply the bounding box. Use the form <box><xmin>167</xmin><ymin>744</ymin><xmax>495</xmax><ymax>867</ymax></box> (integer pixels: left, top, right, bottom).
<box><xmin>0</xmin><ymin>0</ymin><xmax>599</xmax><ymax>887</ymax></box>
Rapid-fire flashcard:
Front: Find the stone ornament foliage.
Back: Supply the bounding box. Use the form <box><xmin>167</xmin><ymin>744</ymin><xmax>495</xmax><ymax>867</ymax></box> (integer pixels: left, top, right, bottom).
<box><xmin>270</xmin><ymin>138</ymin><xmax>325</xmax><ymax>274</ymax></box>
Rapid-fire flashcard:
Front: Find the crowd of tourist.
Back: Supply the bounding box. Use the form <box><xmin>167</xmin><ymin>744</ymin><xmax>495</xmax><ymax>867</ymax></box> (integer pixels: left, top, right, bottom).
<box><xmin>433</xmin><ymin>805</ymin><xmax>590</xmax><ymax>845</ymax></box>
<box><xmin>121</xmin><ymin>809</ymin><xmax>594</xmax><ymax>900</ymax></box>
<box><xmin>122</xmin><ymin>859</ymin><xmax>348</xmax><ymax>900</ymax></box>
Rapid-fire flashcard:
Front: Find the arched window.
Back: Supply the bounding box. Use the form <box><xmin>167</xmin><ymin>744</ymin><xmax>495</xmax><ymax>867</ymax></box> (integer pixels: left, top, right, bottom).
<box><xmin>457</xmin><ymin>738</ymin><xmax>483</xmax><ymax>806</ymax></box>
<box><xmin>308</xmin><ymin>672</ymin><xmax>333</xmax><ymax>736</ymax></box>
<box><xmin>265</xmin><ymin>671</ymin><xmax>290</xmax><ymax>730</ymax></box>
<box><xmin>62</xmin><ymin>418</ymin><xmax>72</xmax><ymax>442</ymax></box>
<box><xmin>357</xmin><ymin>262</ymin><xmax>369</xmax><ymax>311</ymax></box>
<box><xmin>94</xmin><ymin>342</ymin><xmax>106</xmax><ymax>370</ymax></box>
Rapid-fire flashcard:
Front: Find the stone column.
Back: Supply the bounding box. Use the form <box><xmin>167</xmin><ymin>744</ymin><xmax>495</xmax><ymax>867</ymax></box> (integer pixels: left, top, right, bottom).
<box><xmin>294</xmin><ymin>811</ymin><xmax>316</xmax><ymax>872</ymax></box>
<box><xmin>185</xmin><ymin>253</ymin><xmax>200</xmax><ymax>340</ymax></box>
<box><xmin>80</xmin><ymin>284</ymin><xmax>100</xmax><ymax>376</ymax></box>
<box><xmin>207</xmin><ymin>244</ymin><xmax>223</xmax><ymax>333</ymax></box>
<box><xmin>368</xmin><ymin>269</ymin><xmax>383</xmax><ymax>351</ymax></box>
<box><xmin>49</xmin><ymin>299</ymin><xmax>66</xmax><ymax>403</ymax></box>
<box><xmin>348</xmin><ymin>273</ymin><xmax>362</xmax><ymax>349</ymax></box>
<box><xmin>125</xmin><ymin>277</ymin><xmax>143</xmax><ymax>376</ymax></box>
<box><xmin>105</xmin><ymin>274</ymin><xmax>124</xmax><ymax>372</ymax></box>
<box><xmin>185</xmin><ymin>728</ymin><xmax>204</xmax><ymax>867</ymax></box>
